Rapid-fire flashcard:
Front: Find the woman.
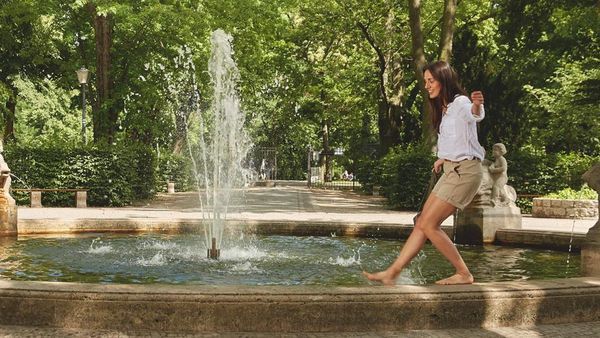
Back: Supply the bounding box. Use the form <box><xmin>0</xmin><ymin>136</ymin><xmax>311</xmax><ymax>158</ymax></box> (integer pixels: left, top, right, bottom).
<box><xmin>363</xmin><ymin>61</ymin><xmax>485</xmax><ymax>285</ymax></box>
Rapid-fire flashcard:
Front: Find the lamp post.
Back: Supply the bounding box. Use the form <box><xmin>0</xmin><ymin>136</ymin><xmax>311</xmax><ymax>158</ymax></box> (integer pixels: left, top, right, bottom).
<box><xmin>76</xmin><ymin>67</ymin><xmax>89</xmax><ymax>144</ymax></box>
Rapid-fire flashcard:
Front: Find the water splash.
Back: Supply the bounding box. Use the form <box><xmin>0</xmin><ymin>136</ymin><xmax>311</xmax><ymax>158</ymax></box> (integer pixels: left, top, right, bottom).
<box><xmin>167</xmin><ymin>30</ymin><xmax>252</xmax><ymax>258</ymax></box>
<box><xmin>565</xmin><ymin>189</ymin><xmax>584</xmax><ymax>276</ymax></box>
<box><xmin>136</xmin><ymin>253</ymin><xmax>167</xmax><ymax>267</ymax></box>
<box><xmin>9</xmin><ymin>173</ymin><xmax>31</xmax><ymax>190</ymax></box>
<box><xmin>87</xmin><ymin>238</ymin><xmax>113</xmax><ymax>254</ymax></box>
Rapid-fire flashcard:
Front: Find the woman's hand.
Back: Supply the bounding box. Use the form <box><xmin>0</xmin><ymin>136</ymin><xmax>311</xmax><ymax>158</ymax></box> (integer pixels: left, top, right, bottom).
<box><xmin>433</xmin><ymin>158</ymin><xmax>445</xmax><ymax>173</ymax></box>
<box><xmin>471</xmin><ymin>91</ymin><xmax>484</xmax><ymax>106</ymax></box>
<box><xmin>471</xmin><ymin>91</ymin><xmax>484</xmax><ymax>116</ymax></box>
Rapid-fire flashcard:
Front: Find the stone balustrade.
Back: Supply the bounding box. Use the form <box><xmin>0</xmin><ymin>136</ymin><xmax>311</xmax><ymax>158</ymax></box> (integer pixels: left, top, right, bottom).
<box><xmin>533</xmin><ymin>198</ymin><xmax>598</xmax><ymax>219</ymax></box>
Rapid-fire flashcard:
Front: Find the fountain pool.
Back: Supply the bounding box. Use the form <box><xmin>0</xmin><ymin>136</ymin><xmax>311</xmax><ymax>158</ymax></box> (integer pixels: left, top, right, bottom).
<box><xmin>0</xmin><ymin>233</ymin><xmax>580</xmax><ymax>285</ymax></box>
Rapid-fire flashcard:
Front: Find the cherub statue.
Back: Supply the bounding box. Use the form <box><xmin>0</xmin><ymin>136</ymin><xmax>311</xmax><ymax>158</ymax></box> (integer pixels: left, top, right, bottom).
<box><xmin>468</xmin><ymin>143</ymin><xmax>516</xmax><ymax>208</ymax></box>
<box><xmin>488</xmin><ymin>143</ymin><xmax>509</xmax><ymax>206</ymax></box>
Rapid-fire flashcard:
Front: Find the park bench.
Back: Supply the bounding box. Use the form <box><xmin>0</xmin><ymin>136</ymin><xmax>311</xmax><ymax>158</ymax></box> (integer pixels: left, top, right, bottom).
<box><xmin>11</xmin><ymin>188</ymin><xmax>88</xmax><ymax>208</ymax></box>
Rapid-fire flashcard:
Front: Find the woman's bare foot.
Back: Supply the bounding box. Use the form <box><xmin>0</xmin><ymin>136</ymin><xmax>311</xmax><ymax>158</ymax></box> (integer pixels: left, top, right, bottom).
<box><xmin>362</xmin><ymin>270</ymin><xmax>397</xmax><ymax>286</ymax></box>
<box><xmin>435</xmin><ymin>273</ymin><xmax>474</xmax><ymax>285</ymax></box>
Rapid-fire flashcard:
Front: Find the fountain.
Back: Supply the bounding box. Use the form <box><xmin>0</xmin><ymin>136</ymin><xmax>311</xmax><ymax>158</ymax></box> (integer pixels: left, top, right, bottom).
<box><xmin>455</xmin><ymin>143</ymin><xmax>522</xmax><ymax>244</ymax></box>
<box><xmin>190</xmin><ymin>30</ymin><xmax>252</xmax><ymax>259</ymax></box>
<box><xmin>0</xmin><ymin>31</ymin><xmax>599</xmax><ymax>333</ymax></box>
<box><xmin>0</xmin><ymin>142</ymin><xmax>17</xmax><ymax>236</ymax></box>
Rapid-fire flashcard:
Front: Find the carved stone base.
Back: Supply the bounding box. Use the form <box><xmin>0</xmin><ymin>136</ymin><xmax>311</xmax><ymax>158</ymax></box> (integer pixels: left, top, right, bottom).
<box><xmin>582</xmin><ymin>225</ymin><xmax>600</xmax><ymax>276</ymax></box>
<box><xmin>455</xmin><ymin>206</ymin><xmax>522</xmax><ymax>245</ymax></box>
<box><xmin>0</xmin><ymin>193</ymin><xmax>17</xmax><ymax>236</ymax></box>
<box><xmin>582</xmin><ymin>164</ymin><xmax>600</xmax><ymax>277</ymax></box>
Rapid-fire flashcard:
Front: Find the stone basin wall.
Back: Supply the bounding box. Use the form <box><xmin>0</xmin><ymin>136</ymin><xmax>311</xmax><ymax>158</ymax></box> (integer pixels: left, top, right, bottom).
<box><xmin>532</xmin><ymin>198</ymin><xmax>598</xmax><ymax>219</ymax></box>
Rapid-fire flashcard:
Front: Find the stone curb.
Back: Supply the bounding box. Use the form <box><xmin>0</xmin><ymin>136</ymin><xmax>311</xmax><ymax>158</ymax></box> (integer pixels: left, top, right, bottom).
<box><xmin>0</xmin><ymin>278</ymin><xmax>599</xmax><ymax>332</ymax></box>
<box><xmin>17</xmin><ymin>218</ymin><xmax>587</xmax><ymax>250</ymax></box>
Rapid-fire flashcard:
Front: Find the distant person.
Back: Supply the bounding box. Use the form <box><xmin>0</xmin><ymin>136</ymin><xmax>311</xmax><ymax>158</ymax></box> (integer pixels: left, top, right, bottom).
<box><xmin>347</xmin><ymin>172</ymin><xmax>354</xmax><ymax>181</ymax></box>
<box><xmin>259</xmin><ymin>159</ymin><xmax>267</xmax><ymax>180</ymax></box>
<box><xmin>342</xmin><ymin>170</ymin><xmax>349</xmax><ymax>180</ymax></box>
<box><xmin>363</xmin><ymin>61</ymin><xmax>485</xmax><ymax>285</ymax></box>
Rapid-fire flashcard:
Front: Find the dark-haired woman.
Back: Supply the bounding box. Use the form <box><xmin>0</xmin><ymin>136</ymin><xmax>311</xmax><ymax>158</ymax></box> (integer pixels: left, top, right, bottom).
<box><xmin>364</xmin><ymin>61</ymin><xmax>485</xmax><ymax>285</ymax></box>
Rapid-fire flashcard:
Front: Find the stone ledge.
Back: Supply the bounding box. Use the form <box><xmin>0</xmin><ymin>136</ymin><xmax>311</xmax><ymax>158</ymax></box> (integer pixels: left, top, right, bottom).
<box><xmin>0</xmin><ymin>278</ymin><xmax>599</xmax><ymax>332</ymax></box>
<box><xmin>495</xmin><ymin>228</ymin><xmax>585</xmax><ymax>251</ymax></box>
<box><xmin>16</xmin><ymin>219</ymin><xmax>456</xmax><ymax>238</ymax></box>
<box><xmin>532</xmin><ymin>198</ymin><xmax>598</xmax><ymax>219</ymax></box>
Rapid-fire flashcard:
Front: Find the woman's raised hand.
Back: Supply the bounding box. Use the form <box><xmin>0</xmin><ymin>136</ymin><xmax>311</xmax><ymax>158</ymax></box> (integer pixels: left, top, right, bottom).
<box><xmin>471</xmin><ymin>91</ymin><xmax>484</xmax><ymax>106</ymax></box>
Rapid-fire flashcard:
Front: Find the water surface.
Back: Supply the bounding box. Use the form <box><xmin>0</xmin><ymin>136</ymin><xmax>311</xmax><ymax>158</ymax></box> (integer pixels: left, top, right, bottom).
<box><xmin>0</xmin><ymin>233</ymin><xmax>580</xmax><ymax>285</ymax></box>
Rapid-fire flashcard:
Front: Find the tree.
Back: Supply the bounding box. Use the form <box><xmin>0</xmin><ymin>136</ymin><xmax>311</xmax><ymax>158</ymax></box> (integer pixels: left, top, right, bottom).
<box><xmin>0</xmin><ymin>0</ymin><xmax>58</xmax><ymax>143</ymax></box>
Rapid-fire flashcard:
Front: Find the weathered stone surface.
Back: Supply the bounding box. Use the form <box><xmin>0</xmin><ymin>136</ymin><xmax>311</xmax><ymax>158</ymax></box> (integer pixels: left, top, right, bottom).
<box><xmin>533</xmin><ymin>198</ymin><xmax>598</xmax><ymax>219</ymax></box>
<box><xmin>455</xmin><ymin>206</ymin><xmax>522</xmax><ymax>244</ymax></box>
<box><xmin>75</xmin><ymin>191</ymin><xmax>87</xmax><ymax>208</ymax></box>
<box><xmin>0</xmin><ymin>278</ymin><xmax>599</xmax><ymax>332</ymax></box>
<box><xmin>167</xmin><ymin>182</ymin><xmax>175</xmax><ymax>193</ymax></box>
<box><xmin>30</xmin><ymin>191</ymin><xmax>42</xmax><ymax>208</ymax></box>
<box><xmin>583</xmin><ymin>164</ymin><xmax>600</xmax><ymax>192</ymax></box>
<box><xmin>0</xmin><ymin>152</ymin><xmax>17</xmax><ymax>236</ymax></box>
<box><xmin>582</xmin><ymin>163</ymin><xmax>600</xmax><ymax>277</ymax></box>
<box><xmin>0</xmin><ymin>191</ymin><xmax>17</xmax><ymax>236</ymax></box>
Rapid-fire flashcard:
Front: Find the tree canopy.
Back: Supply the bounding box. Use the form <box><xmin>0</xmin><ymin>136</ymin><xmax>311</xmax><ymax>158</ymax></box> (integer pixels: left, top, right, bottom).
<box><xmin>1</xmin><ymin>0</ymin><xmax>598</xmax><ymax>181</ymax></box>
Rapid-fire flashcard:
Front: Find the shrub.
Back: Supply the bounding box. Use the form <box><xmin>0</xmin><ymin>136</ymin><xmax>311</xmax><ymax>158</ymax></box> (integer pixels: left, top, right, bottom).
<box><xmin>378</xmin><ymin>144</ymin><xmax>436</xmax><ymax>210</ymax></box>
<box><xmin>543</xmin><ymin>185</ymin><xmax>598</xmax><ymax>200</ymax></box>
<box><xmin>507</xmin><ymin>147</ymin><xmax>598</xmax><ymax>195</ymax></box>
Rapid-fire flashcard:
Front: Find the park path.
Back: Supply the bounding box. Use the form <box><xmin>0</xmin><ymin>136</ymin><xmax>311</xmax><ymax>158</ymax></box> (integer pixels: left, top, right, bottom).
<box><xmin>18</xmin><ymin>180</ymin><xmax>596</xmax><ymax>233</ymax></box>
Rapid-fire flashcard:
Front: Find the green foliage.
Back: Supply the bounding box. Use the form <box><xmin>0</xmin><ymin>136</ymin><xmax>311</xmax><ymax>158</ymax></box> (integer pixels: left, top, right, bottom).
<box><xmin>523</xmin><ymin>59</ymin><xmax>600</xmax><ymax>155</ymax></box>
<box><xmin>4</xmin><ymin>143</ymin><xmax>156</xmax><ymax>206</ymax></box>
<box><xmin>1</xmin><ymin>0</ymin><xmax>597</xmax><ymax>206</ymax></box>
<box><xmin>544</xmin><ymin>185</ymin><xmax>598</xmax><ymax>200</ymax></box>
<box><xmin>378</xmin><ymin>144</ymin><xmax>436</xmax><ymax>210</ymax></box>
<box><xmin>12</xmin><ymin>75</ymin><xmax>83</xmax><ymax>146</ymax></box>
<box><xmin>506</xmin><ymin>146</ymin><xmax>599</xmax><ymax>196</ymax></box>
<box><xmin>156</xmin><ymin>151</ymin><xmax>195</xmax><ymax>192</ymax></box>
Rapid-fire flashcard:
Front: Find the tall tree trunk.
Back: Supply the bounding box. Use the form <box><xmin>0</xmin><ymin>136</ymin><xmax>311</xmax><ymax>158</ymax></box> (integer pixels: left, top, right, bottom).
<box><xmin>2</xmin><ymin>93</ymin><xmax>16</xmax><ymax>144</ymax></box>
<box><xmin>88</xmin><ymin>4</ymin><xmax>116</xmax><ymax>144</ymax></box>
<box><xmin>439</xmin><ymin>0</ymin><xmax>458</xmax><ymax>62</ymax></box>
<box><xmin>357</xmin><ymin>21</ymin><xmax>401</xmax><ymax>154</ymax></box>
<box><xmin>408</xmin><ymin>0</ymin><xmax>432</xmax><ymax>142</ymax></box>
<box><xmin>321</xmin><ymin>120</ymin><xmax>332</xmax><ymax>182</ymax></box>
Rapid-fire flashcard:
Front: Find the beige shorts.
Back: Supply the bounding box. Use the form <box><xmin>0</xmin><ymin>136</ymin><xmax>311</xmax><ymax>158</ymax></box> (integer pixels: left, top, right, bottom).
<box><xmin>432</xmin><ymin>159</ymin><xmax>483</xmax><ymax>210</ymax></box>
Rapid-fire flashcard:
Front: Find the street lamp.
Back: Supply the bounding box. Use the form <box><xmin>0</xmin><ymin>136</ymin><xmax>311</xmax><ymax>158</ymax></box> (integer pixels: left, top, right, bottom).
<box><xmin>76</xmin><ymin>67</ymin><xmax>89</xmax><ymax>144</ymax></box>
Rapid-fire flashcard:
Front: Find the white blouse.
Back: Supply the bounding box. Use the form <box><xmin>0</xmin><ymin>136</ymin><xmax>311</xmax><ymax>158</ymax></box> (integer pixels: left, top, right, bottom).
<box><xmin>437</xmin><ymin>95</ymin><xmax>485</xmax><ymax>161</ymax></box>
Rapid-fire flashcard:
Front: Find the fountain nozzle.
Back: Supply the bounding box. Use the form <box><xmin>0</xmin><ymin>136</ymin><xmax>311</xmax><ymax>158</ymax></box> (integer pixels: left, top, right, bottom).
<box><xmin>207</xmin><ymin>237</ymin><xmax>220</xmax><ymax>259</ymax></box>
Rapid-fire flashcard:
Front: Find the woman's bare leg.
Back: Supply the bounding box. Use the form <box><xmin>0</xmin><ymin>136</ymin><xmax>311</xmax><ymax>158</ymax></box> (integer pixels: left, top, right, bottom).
<box><xmin>417</xmin><ymin>195</ymin><xmax>473</xmax><ymax>285</ymax></box>
<box><xmin>362</xmin><ymin>195</ymin><xmax>437</xmax><ymax>285</ymax></box>
<box><xmin>363</xmin><ymin>194</ymin><xmax>473</xmax><ymax>285</ymax></box>
<box><xmin>362</xmin><ymin>227</ymin><xmax>428</xmax><ymax>285</ymax></box>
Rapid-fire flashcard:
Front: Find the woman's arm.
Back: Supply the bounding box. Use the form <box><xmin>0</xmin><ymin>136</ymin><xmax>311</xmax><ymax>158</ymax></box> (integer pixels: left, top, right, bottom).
<box><xmin>471</xmin><ymin>91</ymin><xmax>484</xmax><ymax>117</ymax></box>
<box><xmin>454</xmin><ymin>95</ymin><xmax>484</xmax><ymax>122</ymax></box>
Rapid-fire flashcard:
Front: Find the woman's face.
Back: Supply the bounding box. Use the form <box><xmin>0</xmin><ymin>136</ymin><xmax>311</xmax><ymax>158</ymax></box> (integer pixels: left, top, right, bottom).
<box><xmin>424</xmin><ymin>70</ymin><xmax>442</xmax><ymax>99</ymax></box>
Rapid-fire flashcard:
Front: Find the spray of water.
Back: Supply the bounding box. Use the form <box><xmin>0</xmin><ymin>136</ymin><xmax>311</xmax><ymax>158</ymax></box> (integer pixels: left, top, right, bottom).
<box><xmin>149</xmin><ymin>30</ymin><xmax>252</xmax><ymax>259</ymax></box>
<box><xmin>196</xmin><ymin>30</ymin><xmax>252</xmax><ymax>256</ymax></box>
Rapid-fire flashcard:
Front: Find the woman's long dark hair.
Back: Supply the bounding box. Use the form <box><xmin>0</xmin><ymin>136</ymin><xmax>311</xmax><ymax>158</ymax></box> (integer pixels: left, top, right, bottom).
<box><xmin>423</xmin><ymin>61</ymin><xmax>467</xmax><ymax>133</ymax></box>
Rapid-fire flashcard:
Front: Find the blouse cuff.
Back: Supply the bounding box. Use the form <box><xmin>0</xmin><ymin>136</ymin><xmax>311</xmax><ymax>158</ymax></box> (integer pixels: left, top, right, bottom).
<box><xmin>465</xmin><ymin>104</ymin><xmax>485</xmax><ymax>122</ymax></box>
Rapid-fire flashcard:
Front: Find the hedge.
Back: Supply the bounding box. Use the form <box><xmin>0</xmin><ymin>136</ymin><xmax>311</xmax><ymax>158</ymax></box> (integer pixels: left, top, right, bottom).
<box><xmin>369</xmin><ymin>144</ymin><xmax>598</xmax><ymax>211</ymax></box>
<box><xmin>3</xmin><ymin>144</ymin><xmax>157</xmax><ymax>207</ymax></box>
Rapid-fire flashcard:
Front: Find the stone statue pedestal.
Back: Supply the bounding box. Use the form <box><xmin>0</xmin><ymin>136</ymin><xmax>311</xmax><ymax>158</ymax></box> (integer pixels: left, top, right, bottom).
<box><xmin>0</xmin><ymin>189</ymin><xmax>17</xmax><ymax>236</ymax></box>
<box><xmin>582</xmin><ymin>164</ymin><xmax>600</xmax><ymax>277</ymax></box>
<box><xmin>455</xmin><ymin>205</ymin><xmax>522</xmax><ymax>245</ymax></box>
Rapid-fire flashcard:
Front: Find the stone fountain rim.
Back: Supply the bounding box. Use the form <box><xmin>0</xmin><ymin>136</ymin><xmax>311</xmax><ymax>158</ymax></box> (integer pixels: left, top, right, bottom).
<box><xmin>0</xmin><ymin>277</ymin><xmax>599</xmax><ymax>332</ymax></box>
